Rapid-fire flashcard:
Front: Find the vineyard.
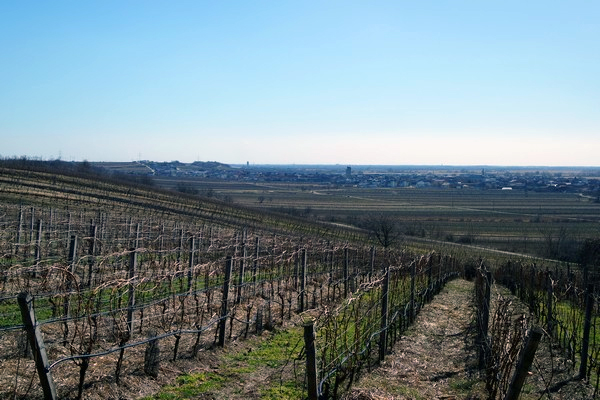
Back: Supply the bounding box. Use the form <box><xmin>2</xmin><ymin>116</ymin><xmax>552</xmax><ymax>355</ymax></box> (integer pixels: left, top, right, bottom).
<box><xmin>492</xmin><ymin>258</ymin><xmax>600</xmax><ymax>395</ymax></box>
<box><xmin>0</xmin><ymin>163</ymin><xmax>363</xmax><ymax>242</ymax></box>
<box><xmin>0</xmin><ymin>197</ymin><xmax>463</xmax><ymax>399</ymax></box>
<box><xmin>1</xmin><ymin>161</ymin><xmax>599</xmax><ymax>399</ymax></box>
<box><xmin>0</xmin><ymin>163</ymin><xmax>461</xmax><ymax>399</ymax></box>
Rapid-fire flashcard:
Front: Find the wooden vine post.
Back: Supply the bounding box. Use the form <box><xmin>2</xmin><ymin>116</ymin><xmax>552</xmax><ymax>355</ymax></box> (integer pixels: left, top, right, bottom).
<box><xmin>177</xmin><ymin>229</ymin><xmax>183</xmax><ymax>264</ymax></box>
<box><xmin>343</xmin><ymin>246</ymin><xmax>349</xmax><ymax>298</ymax></box>
<box><xmin>87</xmin><ymin>222</ymin><xmax>97</xmax><ymax>288</ymax></box>
<box><xmin>127</xmin><ymin>248</ymin><xmax>137</xmax><ymax>336</ymax></box>
<box><xmin>427</xmin><ymin>256</ymin><xmax>433</xmax><ymax>300</ymax></box>
<box><xmin>579</xmin><ymin>283</ymin><xmax>594</xmax><ymax>379</ymax></box>
<box><xmin>144</xmin><ymin>330</ymin><xmax>160</xmax><ymax>378</ymax></box>
<box><xmin>476</xmin><ymin>267</ymin><xmax>492</xmax><ymax>370</ymax></box>
<box><xmin>410</xmin><ymin>260</ymin><xmax>416</xmax><ymax>323</ymax></box>
<box><xmin>299</xmin><ymin>248</ymin><xmax>307</xmax><ymax>312</ymax></box>
<box><xmin>18</xmin><ymin>292</ymin><xmax>58</xmax><ymax>400</ymax></box>
<box><xmin>236</xmin><ymin>236</ymin><xmax>246</xmax><ymax>304</ymax></box>
<box><xmin>379</xmin><ymin>265</ymin><xmax>390</xmax><ymax>362</ymax></box>
<box><xmin>252</xmin><ymin>236</ymin><xmax>260</xmax><ymax>290</ymax></box>
<box><xmin>62</xmin><ymin>234</ymin><xmax>78</xmax><ymax>346</ymax></box>
<box><xmin>188</xmin><ymin>236</ymin><xmax>195</xmax><ymax>291</ymax></box>
<box><xmin>67</xmin><ymin>234</ymin><xmax>78</xmax><ymax>294</ymax></box>
<box><xmin>546</xmin><ymin>269</ymin><xmax>554</xmax><ymax>337</ymax></box>
<box><xmin>304</xmin><ymin>321</ymin><xmax>319</xmax><ymax>400</ymax></box>
<box><xmin>15</xmin><ymin>205</ymin><xmax>23</xmax><ymax>255</ymax></box>
<box><xmin>504</xmin><ymin>327</ymin><xmax>543</xmax><ymax>400</ymax></box>
<box><xmin>369</xmin><ymin>246</ymin><xmax>375</xmax><ymax>280</ymax></box>
<box><xmin>34</xmin><ymin>219</ymin><xmax>43</xmax><ymax>275</ymax></box>
<box><xmin>28</xmin><ymin>207</ymin><xmax>35</xmax><ymax>258</ymax></box>
<box><xmin>528</xmin><ymin>264</ymin><xmax>536</xmax><ymax>311</ymax></box>
<box><xmin>293</xmin><ymin>246</ymin><xmax>300</xmax><ymax>290</ymax></box>
<box><xmin>126</xmin><ymin>223</ymin><xmax>140</xmax><ymax>335</ymax></box>
<box><xmin>218</xmin><ymin>256</ymin><xmax>233</xmax><ymax>347</ymax></box>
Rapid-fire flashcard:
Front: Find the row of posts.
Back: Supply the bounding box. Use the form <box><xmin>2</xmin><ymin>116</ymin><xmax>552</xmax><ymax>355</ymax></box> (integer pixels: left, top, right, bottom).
<box><xmin>16</xmin><ymin>237</ymin><xmax>309</xmax><ymax>400</ymax></box>
<box><xmin>304</xmin><ymin>264</ymin><xmax>595</xmax><ymax>400</ymax></box>
<box><xmin>18</xmin><ymin>230</ymin><xmax>597</xmax><ymax>400</ymax></box>
<box><xmin>475</xmin><ymin>267</ymin><xmax>553</xmax><ymax>400</ymax></box>
<box><xmin>17</xmin><ymin>237</ymin><xmax>438</xmax><ymax>400</ymax></box>
<box><xmin>516</xmin><ymin>264</ymin><xmax>596</xmax><ymax>380</ymax></box>
<box><xmin>305</xmin><ymin>264</ymin><xmax>557</xmax><ymax>400</ymax></box>
<box><xmin>303</xmin><ymin>260</ymin><xmax>424</xmax><ymax>400</ymax></box>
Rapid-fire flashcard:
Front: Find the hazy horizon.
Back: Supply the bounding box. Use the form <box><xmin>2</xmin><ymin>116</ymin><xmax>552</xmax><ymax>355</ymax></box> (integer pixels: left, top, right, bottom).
<box><xmin>1</xmin><ymin>2</ymin><xmax>598</xmax><ymax>166</ymax></box>
<box><xmin>90</xmin><ymin>160</ymin><xmax>600</xmax><ymax>170</ymax></box>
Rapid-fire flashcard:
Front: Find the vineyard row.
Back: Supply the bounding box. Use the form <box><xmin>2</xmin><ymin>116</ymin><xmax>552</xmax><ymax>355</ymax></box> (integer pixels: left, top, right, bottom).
<box><xmin>1</xmin><ymin>202</ymin><xmax>466</xmax><ymax>399</ymax></box>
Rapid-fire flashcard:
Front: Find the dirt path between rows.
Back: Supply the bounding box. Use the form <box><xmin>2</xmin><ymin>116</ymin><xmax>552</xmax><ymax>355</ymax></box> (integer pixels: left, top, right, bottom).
<box><xmin>343</xmin><ymin>278</ymin><xmax>482</xmax><ymax>400</ymax></box>
<box><xmin>342</xmin><ymin>278</ymin><xmax>597</xmax><ymax>400</ymax></box>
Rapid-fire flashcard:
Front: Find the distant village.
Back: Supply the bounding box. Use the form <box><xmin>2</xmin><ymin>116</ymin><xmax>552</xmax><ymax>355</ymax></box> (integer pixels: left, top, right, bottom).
<box><xmin>117</xmin><ymin>161</ymin><xmax>600</xmax><ymax>196</ymax></box>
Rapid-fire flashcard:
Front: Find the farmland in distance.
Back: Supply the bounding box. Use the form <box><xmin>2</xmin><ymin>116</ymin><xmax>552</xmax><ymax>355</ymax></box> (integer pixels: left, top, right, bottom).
<box><xmin>153</xmin><ymin>175</ymin><xmax>600</xmax><ymax>261</ymax></box>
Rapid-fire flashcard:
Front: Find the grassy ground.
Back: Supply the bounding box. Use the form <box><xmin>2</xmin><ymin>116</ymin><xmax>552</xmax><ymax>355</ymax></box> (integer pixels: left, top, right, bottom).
<box><xmin>140</xmin><ymin>327</ymin><xmax>307</xmax><ymax>400</ymax></box>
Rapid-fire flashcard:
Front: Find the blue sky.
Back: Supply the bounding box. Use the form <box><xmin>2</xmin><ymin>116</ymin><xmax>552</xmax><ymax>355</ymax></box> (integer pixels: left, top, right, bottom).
<box><xmin>1</xmin><ymin>1</ymin><xmax>598</xmax><ymax>166</ymax></box>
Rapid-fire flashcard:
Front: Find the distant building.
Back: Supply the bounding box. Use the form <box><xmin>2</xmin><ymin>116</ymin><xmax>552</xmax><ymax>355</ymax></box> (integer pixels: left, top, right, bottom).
<box><xmin>346</xmin><ymin>166</ymin><xmax>351</xmax><ymax>178</ymax></box>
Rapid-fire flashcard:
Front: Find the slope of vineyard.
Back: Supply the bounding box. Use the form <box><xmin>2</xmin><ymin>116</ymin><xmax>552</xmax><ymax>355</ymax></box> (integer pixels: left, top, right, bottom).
<box><xmin>2</xmin><ymin>161</ymin><xmax>595</xmax><ymax>400</ymax></box>
<box><xmin>0</xmin><ymin>161</ymin><xmax>467</xmax><ymax>399</ymax></box>
<box><xmin>0</xmin><ymin>161</ymin><xmax>364</xmax><ymax>243</ymax></box>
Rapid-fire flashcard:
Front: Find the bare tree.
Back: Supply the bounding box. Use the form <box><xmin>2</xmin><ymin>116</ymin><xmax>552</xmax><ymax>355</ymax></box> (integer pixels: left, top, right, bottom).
<box><xmin>364</xmin><ymin>213</ymin><xmax>402</xmax><ymax>250</ymax></box>
<box><xmin>579</xmin><ymin>237</ymin><xmax>600</xmax><ymax>267</ymax></box>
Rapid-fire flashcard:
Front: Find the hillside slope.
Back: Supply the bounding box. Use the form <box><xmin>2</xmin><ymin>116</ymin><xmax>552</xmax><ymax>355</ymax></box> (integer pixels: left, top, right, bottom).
<box><xmin>0</xmin><ymin>161</ymin><xmax>363</xmax><ymax>242</ymax></box>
